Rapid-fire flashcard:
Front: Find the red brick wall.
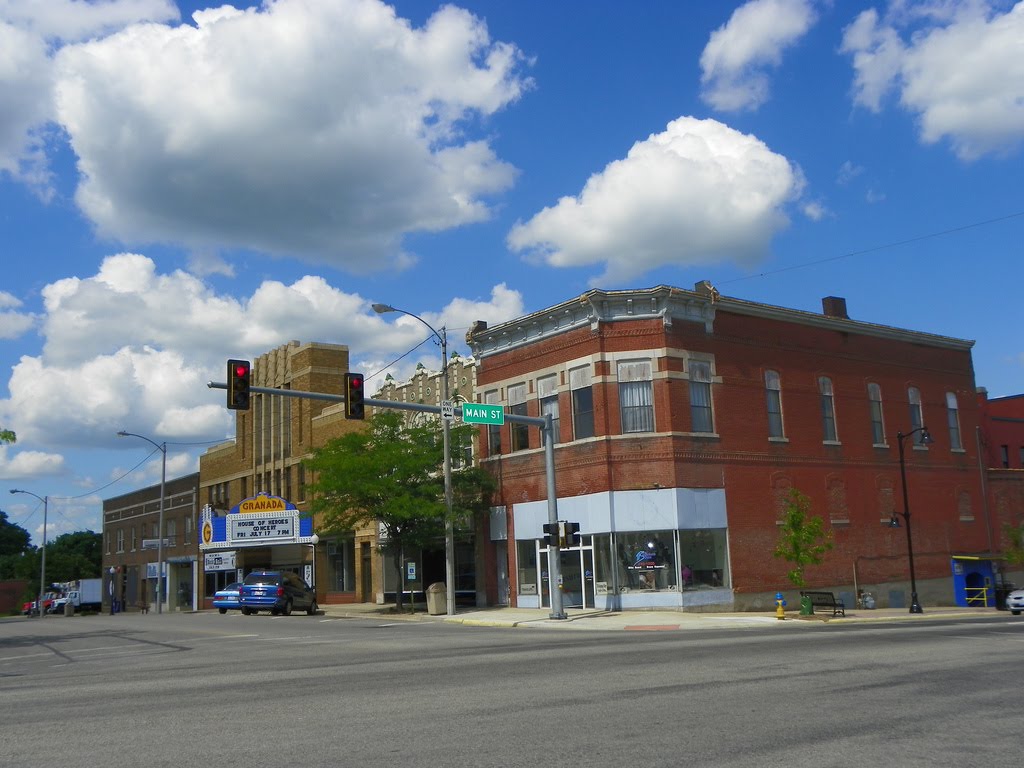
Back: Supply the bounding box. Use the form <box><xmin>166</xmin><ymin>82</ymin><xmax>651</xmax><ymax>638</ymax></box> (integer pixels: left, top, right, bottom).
<box><xmin>475</xmin><ymin>304</ymin><xmax>989</xmax><ymax>599</ymax></box>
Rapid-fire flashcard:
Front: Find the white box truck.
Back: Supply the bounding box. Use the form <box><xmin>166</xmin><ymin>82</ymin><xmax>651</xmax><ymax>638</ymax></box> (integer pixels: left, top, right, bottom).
<box><xmin>51</xmin><ymin>578</ymin><xmax>103</xmax><ymax>613</ymax></box>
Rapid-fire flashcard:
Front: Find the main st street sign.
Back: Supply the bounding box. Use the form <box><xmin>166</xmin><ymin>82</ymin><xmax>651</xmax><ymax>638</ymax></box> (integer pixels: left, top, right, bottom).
<box><xmin>460</xmin><ymin>403</ymin><xmax>505</xmax><ymax>425</ymax></box>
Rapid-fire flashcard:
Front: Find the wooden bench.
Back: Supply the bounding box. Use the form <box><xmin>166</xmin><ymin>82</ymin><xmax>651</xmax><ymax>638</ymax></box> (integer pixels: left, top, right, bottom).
<box><xmin>800</xmin><ymin>591</ymin><xmax>845</xmax><ymax>617</ymax></box>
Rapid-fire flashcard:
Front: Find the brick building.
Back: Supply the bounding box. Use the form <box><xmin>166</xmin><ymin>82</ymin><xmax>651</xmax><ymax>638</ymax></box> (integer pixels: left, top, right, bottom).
<box><xmin>102</xmin><ymin>473</ymin><xmax>200</xmax><ymax>612</ymax></box>
<box><xmin>466</xmin><ymin>283</ymin><xmax>1000</xmax><ymax>611</ymax></box>
<box><xmin>197</xmin><ymin>341</ymin><xmax>375</xmax><ymax>606</ymax></box>
<box><xmin>978</xmin><ymin>391</ymin><xmax>1024</xmax><ymax>576</ymax></box>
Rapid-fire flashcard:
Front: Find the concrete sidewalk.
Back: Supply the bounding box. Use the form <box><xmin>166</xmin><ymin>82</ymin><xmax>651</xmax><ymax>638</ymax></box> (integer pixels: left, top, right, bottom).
<box><xmin>318</xmin><ymin>602</ymin><xmax>1010</xmax><ymax>631</ymax></box>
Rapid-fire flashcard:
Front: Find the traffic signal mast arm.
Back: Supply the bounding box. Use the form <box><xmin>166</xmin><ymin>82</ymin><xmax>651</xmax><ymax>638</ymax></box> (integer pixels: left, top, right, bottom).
<box><xmin>209</xmin><ymin>380</ymin><xmax>549</xmax><ymax>425</ymax></box>
<box><xmin>207</xmin><ymin>377</ymin><xmax>567</xmax><ymax>619</ymax></box>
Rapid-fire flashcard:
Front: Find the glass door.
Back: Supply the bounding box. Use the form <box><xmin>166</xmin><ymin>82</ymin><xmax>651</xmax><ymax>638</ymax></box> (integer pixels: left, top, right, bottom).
<box><xmin>540</xmin><ymin>544</ymin><xmax>595</xmax><ymax>609</ymax></box>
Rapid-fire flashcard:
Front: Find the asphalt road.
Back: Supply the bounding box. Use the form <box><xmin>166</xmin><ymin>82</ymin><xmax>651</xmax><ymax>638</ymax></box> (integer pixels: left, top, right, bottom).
<box><xmin>2</xmin><ymin>612</ymin><xmax>1020</xmax><ymax>768</ymax></box>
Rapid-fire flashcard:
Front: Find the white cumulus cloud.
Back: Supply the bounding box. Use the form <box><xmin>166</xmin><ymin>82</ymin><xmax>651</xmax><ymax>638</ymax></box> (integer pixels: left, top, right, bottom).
<box><xmin>0</xmin><ymin>253</ymin><xmax>525</xmax><ymax>449</ymax></box>
<box><xmin>48</xmin><ymin>0</ymin><xmax>528</xmax><ymax>270</ymax></box>
<box><xmin>842</xmin><ymin>1</ymin><xmax>1024</xmax><ymax>159</ymax></box>
<box><xmin>700</xmin><ymin>0</ymin><xmax>818</xmax><ymax>112</ymax></box>
<box><xmin>506</xmin><ymin>117</ymin><xmax>803</xmax><ymax>285</ymax></box>
<box><xmin>0</xmin><ymin>290</ymin><xmax>35</xmax><ymax>338</ymax></box>
<box><xmin>0</xmin><ymin>0</ymin><xmax>179</xmax><ymax>191</ymax></box>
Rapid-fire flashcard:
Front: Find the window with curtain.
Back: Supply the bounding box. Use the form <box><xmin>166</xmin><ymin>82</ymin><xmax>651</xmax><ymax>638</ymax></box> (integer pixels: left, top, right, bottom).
<box><xmin>537</xmin><ymin>375</ymin><xmax>560</xmax><ymax>445</ymax></box>
<box><xmin>570</xmin><ymin>365</ymin><xmax>594</xmax><ymax>439</ymax></box>
<box><xmin>819</xmin><ymin>376</ymin><xmax>837</xmax><ymax>441</ymax></box>
<box><xmin>689</xmin><ymin>361</ymin><xmax>714</xmax><ymax>433</ymax></box>
<box><xmin>908</xmin><ymin>387</ymin><xmax>924</xmax><ymax>444</ymax></box>
<box><xmin>946</xmin><ymin>392</ymin><xmax>962</xmax><ymax>450</ymax></box>
<box><xmin>485</xmin><ymin>390</ymin><xmax>502</xmax><ymax>454</ymax></box>
<box><xmin>765</xmin><ymin>370</ymin><xmax>784</xmax><ymax>438</ymax></box>
<box><xmin>509</xmin><ymin>383</ymin><xmax>529</xmax><ymax>451</ymax></box>
<box><xmin>868</xmin><ymin>383</ymin><xmax>885</xmax><ymax>445</ymax></box>
<box><xmin>618</xmin><ymin>360</ymin><xmax>654</xmax><ymax>433</ymax></box>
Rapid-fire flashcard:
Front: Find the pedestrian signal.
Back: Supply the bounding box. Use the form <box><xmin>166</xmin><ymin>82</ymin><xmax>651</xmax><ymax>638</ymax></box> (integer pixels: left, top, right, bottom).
<box><xmin>542</xmin><ymin>522</ymin><xmax>557</xmax><ymax>547</ymax></box>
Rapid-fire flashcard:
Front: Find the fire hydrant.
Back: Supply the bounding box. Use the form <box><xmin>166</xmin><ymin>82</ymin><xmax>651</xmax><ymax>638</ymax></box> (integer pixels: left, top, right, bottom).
<box><xmin>775</xmin><ymin>591</ymin><xmax>787</xmax><ymax>620</ymax></box>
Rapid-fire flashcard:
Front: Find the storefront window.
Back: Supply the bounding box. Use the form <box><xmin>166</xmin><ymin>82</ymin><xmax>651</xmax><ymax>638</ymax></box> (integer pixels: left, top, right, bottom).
<box><xmin>327</xmin><ymin>538</ymin><xmax>356</xmax><ymax>592</ymax></box>
<box><xmin>679</xmin><ymin>529</ymin><xmax>728</xmax><ymax>588</ymax></box>
<box><xmin>615</xmin><ymin>532</ymin><xmax>677</xmax><ymax>591</ymax></box>
<box><xmin>516</xmin><ymin>541</ymin><xmax>538</xmax><ymax>596</ymax></box>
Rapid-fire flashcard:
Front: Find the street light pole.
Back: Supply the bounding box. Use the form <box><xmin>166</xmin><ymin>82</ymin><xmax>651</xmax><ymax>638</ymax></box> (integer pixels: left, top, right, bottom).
<box><xmin>895</xmin><ymin>426</ymin><xmax>933</xmax><ymax>614</ymax></box>
<box><xmin>117</xmin><ymin>431</ymin><xmax>167</xmax><ymax>614</ymax></box>
<box><xmin>10</xmin><ymin>489</ymin><xmax>47</xmax><ymax>618</ymax></box>
<box><xmin>373</xmin><ymin>303</ymin><xmax>456</xmax><ymax>616</ymax></box>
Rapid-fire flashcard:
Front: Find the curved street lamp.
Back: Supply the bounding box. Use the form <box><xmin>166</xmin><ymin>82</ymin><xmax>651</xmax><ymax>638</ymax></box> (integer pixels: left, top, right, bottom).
<box><xmin>372</xmin><ymin>303</ymin><xmax>456</xmax><ymax>616</ymax></box>
<box><xmin>9</xmin><ymin>489</ymin><xmax>48</xmax><ymax>618</ymax></box>
<box><xmin>117</xmin><ymin>430</ymin><xmax>167</xmax><ymax>614</ymax></box>
<box><xmin>892</xmin><ymin>426</ymin><xmax>934</xmax><ymax>614</ymax></box>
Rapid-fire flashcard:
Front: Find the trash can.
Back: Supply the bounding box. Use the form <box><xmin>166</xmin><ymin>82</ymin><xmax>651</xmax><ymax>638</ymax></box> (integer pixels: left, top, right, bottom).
<box><xmin>64</xmin><ymin>600</ymin><xmax>74</xmax><ymax>617</ymax></box>
<box><xmin>800</xmin><ymin>594</ymin><xmax>813</xmax><ymax>616</ymax></box>
<box><xmin>995</xmin><ymin>583</ymin><xmax>1014</xmax><ymax>611</ymax></box>
<box><xmin>426</xmin><ymin>582</ymin><xmax>447</xmax><ymax>615</ymax></box>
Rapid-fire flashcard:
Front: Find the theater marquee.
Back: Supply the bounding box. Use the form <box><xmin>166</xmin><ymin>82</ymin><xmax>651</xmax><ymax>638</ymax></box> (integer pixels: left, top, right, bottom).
<box><xmin>199</xmin><ymin>492</ymin><xmax>317</xmax><ymax>551</ymax></box>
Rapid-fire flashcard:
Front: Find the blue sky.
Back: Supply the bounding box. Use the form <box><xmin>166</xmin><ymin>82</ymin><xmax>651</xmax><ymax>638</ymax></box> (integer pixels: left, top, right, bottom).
<box><xmin>2</xmin><ymin>0</ymin><xmax>1023</xmax><ymax>544</ymax></box>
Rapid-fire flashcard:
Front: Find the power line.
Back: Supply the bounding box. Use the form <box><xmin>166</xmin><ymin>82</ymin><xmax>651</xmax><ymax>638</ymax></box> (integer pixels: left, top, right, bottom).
<box><xmin>720</xmin><ymin>209</ymin><xmax>1024</xmax><ymax>285</ymax></box>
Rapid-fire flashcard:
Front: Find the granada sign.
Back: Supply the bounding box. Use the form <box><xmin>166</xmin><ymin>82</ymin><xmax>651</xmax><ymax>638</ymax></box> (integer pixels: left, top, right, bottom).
<box><xmin>238</xmin><ymin>495</ymin><xmax>288</xmax><ymax>513</ymax></box>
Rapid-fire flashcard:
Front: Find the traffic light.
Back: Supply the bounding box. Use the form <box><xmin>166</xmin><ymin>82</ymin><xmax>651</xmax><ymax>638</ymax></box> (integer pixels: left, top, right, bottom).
<box><xmin>542</xmin><ymin>522</ymin><xmax>557</xmax><ymax>547</ymax></box>
<box><xmin>563</xmin><ymin>521</ymin><xmax>581</xmax><ymax>547</ymax></box>
<box><xmin>227</xmin><ymin>359</ymin><xmax>251</xmax><ymax>411</ymax></box>
<box><xmin>345</xmin><ymin>372</ymin><xmax>365</xmax><ymax>419</ymax></box>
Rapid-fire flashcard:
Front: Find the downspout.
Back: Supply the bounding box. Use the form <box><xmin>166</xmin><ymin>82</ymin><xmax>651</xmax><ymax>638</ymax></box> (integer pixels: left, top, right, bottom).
<box><xmin>976</xmin><ymin>426</ymin><xmax>993</xmax><ymax>554</ymax></box>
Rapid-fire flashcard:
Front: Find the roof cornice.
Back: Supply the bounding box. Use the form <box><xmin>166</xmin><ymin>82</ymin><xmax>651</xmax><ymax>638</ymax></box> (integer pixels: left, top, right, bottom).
<box><xmin>466</xmin><ymin>284</ymin><xmax>974</xmax><ymax>359</ymax></box>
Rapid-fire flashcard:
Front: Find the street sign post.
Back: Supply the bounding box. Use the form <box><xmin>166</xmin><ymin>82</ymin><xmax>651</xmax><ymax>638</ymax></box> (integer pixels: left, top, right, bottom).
<box><xmin>461</xmin><ymin>403</ymin><xmax>505</xmax><ymax>425</ymax></box>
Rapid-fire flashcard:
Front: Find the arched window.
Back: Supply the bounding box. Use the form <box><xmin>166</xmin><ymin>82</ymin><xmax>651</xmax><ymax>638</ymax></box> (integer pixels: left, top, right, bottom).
<box><xmin>765</xmin><ymin>370</ymin><xmax>784</xmax><ymax>438</ymax></box>
<box><xmin>819</xmin><ymin>376</ymin><xmax>837</xmax><ymax>442</ymax></box>
<box><xmin>868</xmin><ymin>383</ymin><xmax>885</xmax><ymax>445</ymax></box>
<box><xmin>946</xmin><ymin>392</ymin><xmax>962</xmax><ymax>450</ymax></box>
<box><xmin>908</xmin><ymin>387</ymin><xmax>925</xmax><ymax>445</ymax></box>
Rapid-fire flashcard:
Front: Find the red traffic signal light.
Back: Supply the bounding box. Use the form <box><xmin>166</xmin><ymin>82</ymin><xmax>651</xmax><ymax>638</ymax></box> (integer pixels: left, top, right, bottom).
<box><xmin>345</xmin><ymin>372</ymin><xmax>365</xmax><ymax>419</ymax></box>
<box><xmin>227</xmin><ymin>359</ymin><xmax>251</xmax><ymax>411</ymax></box>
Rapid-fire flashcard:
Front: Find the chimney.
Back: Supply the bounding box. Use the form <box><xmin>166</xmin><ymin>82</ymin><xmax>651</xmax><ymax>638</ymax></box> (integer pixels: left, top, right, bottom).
<box><xmin>822</xmin><ymin>296</ymin><xmax>848</xmax><ymax>319</ymax></box>
<box><xmin>465</xmin><ymin>320</ymin><xmax>487</xmax><ymax>343</ymax></box>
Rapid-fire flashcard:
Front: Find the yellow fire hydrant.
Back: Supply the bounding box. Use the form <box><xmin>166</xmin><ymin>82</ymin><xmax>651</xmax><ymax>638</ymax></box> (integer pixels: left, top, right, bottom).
<box><xmin>775</xmin><ymin>592</ymin><xmax>787</xmax><ymax>620</ymax></box>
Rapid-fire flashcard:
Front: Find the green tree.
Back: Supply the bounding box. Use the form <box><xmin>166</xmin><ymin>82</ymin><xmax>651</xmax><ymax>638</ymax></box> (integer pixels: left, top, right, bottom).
<box><xmin>44</xmin><ymin>531</ymin><xmax>103</xmax><ymax>583</ymax></box>
<box><xmin>0</xmin><ymin>509</ymin><xmax>31</xmax><ymax>557</ymax></box>
<box><xmin>773</xmin><ymin>488</ymin><xmax>833</xmax><ymax>587</ymax></box>
<box><xmin>305</xmin><ymin>411</ymin><xmax>494</xmax><ymax>611</ymax></box>
<box><xmin>1003</xmin><ymin>522</ymin><xmax>1024</xmax><ymax>567</ymax></box>
<box><xmin>0</xmin><ymin>510</ymin><xmax>32</xmax><ymax>583</ymax></box>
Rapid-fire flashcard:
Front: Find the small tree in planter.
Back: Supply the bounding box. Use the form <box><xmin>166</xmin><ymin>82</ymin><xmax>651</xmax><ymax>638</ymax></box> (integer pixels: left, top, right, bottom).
<box><xmin>773</xmin><ymin>489</ymin><xmax>833</xmax><ymax>608</ymax></box>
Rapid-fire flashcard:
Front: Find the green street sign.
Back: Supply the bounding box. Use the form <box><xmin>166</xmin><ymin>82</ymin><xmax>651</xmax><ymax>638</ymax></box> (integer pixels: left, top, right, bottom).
<box><xmin>461</xmin><ymin>403</ymin><xmax>505</xmax><ymax>425</ymax></box>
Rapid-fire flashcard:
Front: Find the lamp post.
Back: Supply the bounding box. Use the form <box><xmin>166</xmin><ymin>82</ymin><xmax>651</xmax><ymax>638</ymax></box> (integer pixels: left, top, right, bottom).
<box><xmin>372</xmin><ymin>302</ymin><xmax>456</xmax><ymax>617</ymax></box>
<box><xmin>309</xmin><ymin>533</ymin><xmax>319</xmax><ymax>596</ymax></box>
<box><xmin>117</xmin><ymin>431</ymin><xmax>167</xmax><ymax>614</ymax></box>
<box><xmin>893</xmin><ymin>426</ymin><xmax>933</xmax><ymax>614</ymax></box>
<box><xmin>10</xmin><ymin>489</ymin><xmax>47</xmax><ymax>618</ymax></box>
<box><xmin>109</xmin><ymin>566</ymin><xmax>116</xmax><ymax>615</ymax></box>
